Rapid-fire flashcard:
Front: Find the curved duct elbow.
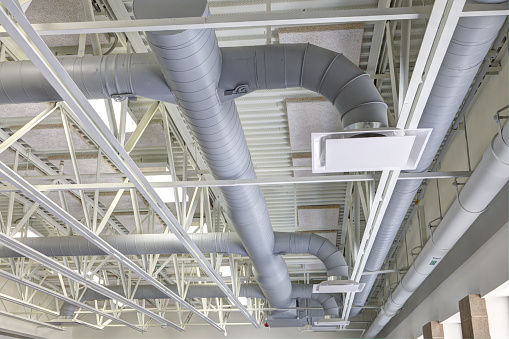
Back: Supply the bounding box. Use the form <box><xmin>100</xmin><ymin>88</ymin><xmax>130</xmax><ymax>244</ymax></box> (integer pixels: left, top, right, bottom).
<box><xmin>274</xmin><ymin>232</ymin><xmax>348</xmax><ymax>277</ymax></box>
<box><xmin>218</xmin><ymin>44</ymin><xmax>388</xmax><ymax>130</ymax></box>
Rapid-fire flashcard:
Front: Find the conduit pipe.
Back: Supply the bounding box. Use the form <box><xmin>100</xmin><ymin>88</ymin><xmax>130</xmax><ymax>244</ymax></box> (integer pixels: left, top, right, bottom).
<box><xmin>365</xmin><ymin>119</ymin><xmax>509</xmax><ymax>337</ymax></box>
<box><xmin>0</xmin><ymin>232</ymin><xmax>348</xmax><ymax>277</ymax></box>
<box><xmin>58</xmin><ymin>283</ymin><xmax>340</xmax><ymax>319</ymax></box>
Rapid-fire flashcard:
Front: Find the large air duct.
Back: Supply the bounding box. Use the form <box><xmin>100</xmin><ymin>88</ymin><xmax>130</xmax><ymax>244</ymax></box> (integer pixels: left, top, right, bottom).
<box><xmin>58</xmin><ymin>283</ymin><xmax>340</xmax><ymax>320</ymax></box>
<box><xmin>0</xmin><ymin>232</ymin><xmax>348</xmax><ymax>277</ymax></box>
<box><xmin>217</xmin><ymin>44</ymin><xmax>388</xmax><ymax>130</ymax></box>
<box><xmin>0</xmin><ymin>53</ymin><xmax>177</xmax><ymax>104</ymax></box>
<box><xmin>350</xmin><ymin>9</ymin><xmax>507</xmax><ymax>315</ymax></box>
<box><xmin>133</xmin><ymin>0</ymin><xmax>293</xmax><ymax>309</ymax></box>
<box><xmin>210</xmin><ymin>12</ymin><xmax>507</xmax><ymax>316</ymax></box>
<box><xmin>365</xmin><ymin>121</ymin><xmax>509</xmax><ymax>337</ymax></box>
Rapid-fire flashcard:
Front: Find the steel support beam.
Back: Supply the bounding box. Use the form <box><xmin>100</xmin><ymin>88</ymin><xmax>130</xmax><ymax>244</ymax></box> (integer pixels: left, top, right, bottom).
<box><xmin>0</xmin><ymin>171</ymin><xmax>471</xmax><ymax>192</ymax></box>
<box><xmin>0</xmin><ymin>226</ymin><xmax>183</xmax><ymax>330</ymax></box>
<box><xmin>342</xmin><ymin>0</ymin><xmax>468</xmax><ymax>321</ymax></box>
<box><xmin>0</xmin><ymin>1</ymin><xmax>256</xmax><ymax>328</ymax></box>
<box><xmin>0</xmin><ymin>269</ymin><xmax>143</xmax><ymax>331</ymax></box>
<box><xmin>0</xmin><ymin>4</ymin><xmax>505</xmax><ymax>37</ymax></box>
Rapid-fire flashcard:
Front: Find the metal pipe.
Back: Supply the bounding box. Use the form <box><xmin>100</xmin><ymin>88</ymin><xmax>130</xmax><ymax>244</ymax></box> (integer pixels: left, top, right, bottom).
<box><xmin>0</xmin><ymin>53</ymin><xmax>176</xmax><ymax>104</ymax></box>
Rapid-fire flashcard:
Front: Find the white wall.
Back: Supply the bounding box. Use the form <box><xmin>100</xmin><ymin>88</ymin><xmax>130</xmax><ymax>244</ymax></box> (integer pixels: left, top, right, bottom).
<box><xmin>485</xmin><ymin>297</ymin><xmax>509</xmax><ymax>339</ymax></box>
<box><xmin>384</xmin><ymin>222</ymin><xmax>508</xmax><ymax>338</ymax></box>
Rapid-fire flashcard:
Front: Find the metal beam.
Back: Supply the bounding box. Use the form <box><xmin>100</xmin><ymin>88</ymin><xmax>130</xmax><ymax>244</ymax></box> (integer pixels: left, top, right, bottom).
<box><xmin>0</xmin><ymin>309</ymin><xmax>63</xmax><ymax>331</ymax></box>
<box><xmin>0</xmin><ymin>228</ymin><xmax>183</xmax><ymax>330</ymax></box>
<box><xmin>0</xmin><ymin>172</ymin><xmax>471</xmax><ymax>192</ymax></box>
<box><xmin>104</xmin><ymin>0</ymin><xmax>148</xmax><ymax>53</ymax></box>
<box><xmin>0</xmin><ymin>269</ymin><xmax>143</xmax><ymax>331</ymax></box>
<box><xmin>342</xmin><ymin>0</ymin><xmax>468</xmax><ymax>321</ymax></box>
<box><xmin>0</xmin><ymin>104</ymin><xmax>57</xmax><ymax>155</ymax></box>
<box><xmin>0</xmin><ymin>4</ymin><xmax>504</xmax><ymax>38</ymax></box>
<box><xmin>398</xmin><ymin>0</ymin><xmax>467</xmax><ymax>129</ymax></box>
<box><xmin>0</xmin><ymin>1</ymin><xmax>256</xmax><ymax>328</ymax></box>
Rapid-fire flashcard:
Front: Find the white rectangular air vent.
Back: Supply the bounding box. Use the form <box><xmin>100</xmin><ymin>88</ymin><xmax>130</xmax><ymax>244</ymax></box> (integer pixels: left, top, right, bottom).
<box><xmin>313</xmin><ymin>318</ymin><xmax>350</xmax><ymax>326</ymax></box>
<box><xmin>312</xmin><ymin>128</ymin><xmax>432</xmax><ymax>173</ymax></box>
<box><xmin>312</xmin><ymin>280</ymin><xmax>366</xmax><ymax>293</ymax></box>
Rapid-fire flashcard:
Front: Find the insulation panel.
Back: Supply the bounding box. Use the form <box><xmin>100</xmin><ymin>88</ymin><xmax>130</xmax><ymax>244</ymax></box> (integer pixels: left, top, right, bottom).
<box><xmin>278</xmin><ymin>23</ymin><xmax>365</xmax><ymax>66</ymax></box>
<box><xmin>297</xmin><ymin>205</ymin><xmax>340</xmax><ymax>230</ymax></box>
<box><xmin>286</xmin><ymin>97</ymin><xmax>341</xmax><ymax>152</ymax></box>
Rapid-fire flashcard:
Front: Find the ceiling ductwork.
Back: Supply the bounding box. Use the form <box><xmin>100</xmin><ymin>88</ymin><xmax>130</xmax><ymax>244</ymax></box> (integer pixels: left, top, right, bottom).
<box><xmin>0</xmin><ymin>0</ymin><xmax>503</xmax><ymax>334</ymax></box>
<box><xmin>365</xmin><ymin>118</ymin><xmax>509</xmax><ymax>337</ymax></box>
<box><xmin>130</xmin><ymin>0</ymin><xmax>386</xmax><ymax>313</ymax></box>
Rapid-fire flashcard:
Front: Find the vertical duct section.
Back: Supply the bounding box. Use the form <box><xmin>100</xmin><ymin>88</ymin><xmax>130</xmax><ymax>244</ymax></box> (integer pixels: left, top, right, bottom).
<box><xmin>350</xmin><ymin>13</ymin><xmax>507</xmax><ymax>316</ymax></box>
<box><xmin>133</xmin><ymin>0</ymin><xmax>293</xmax><ymax>308</ymax></box>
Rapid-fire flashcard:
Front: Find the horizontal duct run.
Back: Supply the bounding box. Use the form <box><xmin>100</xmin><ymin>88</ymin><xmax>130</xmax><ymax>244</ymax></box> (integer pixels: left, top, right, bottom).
<box><xmin>59</xmin><ymin>283</ymin><xmax>340</xmax><ymax>319</ymax></box>
<box><xmin>0</xmin><ymin>232</ymin><xmax>348</xmax><ymax>277</ymax></box>
<box><xmin>0</xmin><ymin>53</ymin><xmax>177</xmax><ymax>104</ymax></box>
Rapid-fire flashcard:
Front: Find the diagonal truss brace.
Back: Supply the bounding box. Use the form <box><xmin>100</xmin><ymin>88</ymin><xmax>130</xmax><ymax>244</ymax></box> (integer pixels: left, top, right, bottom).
<box><xmin>0</xmin><ymin>269</ymin><xmax>144</xmax><ymax>332</ymax></box>
<box><xmin>0</xmin><ymin>0</ymin><xmax>256</xmax><ymax>328</ymax></box>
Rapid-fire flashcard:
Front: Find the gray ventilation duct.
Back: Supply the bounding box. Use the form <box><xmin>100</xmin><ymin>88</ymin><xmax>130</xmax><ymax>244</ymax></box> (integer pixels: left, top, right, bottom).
<box><xmin>133</xmin><ymin>0</ymin><xmax>293</xmax><ymax>309</ymax></box>
<box><xmin>350</xmin><ymin>12</ymin><xmax>507</xmax><ymax>316</ymax></box>
<box><xmin>0</xmin><ymin>232</ymin><xmax>348</xmax><ymax>277</ymax></box>
<box><xmin>131</xmin><ymin>0</ymin><xmax>387</xmax><ymax>310</ymax></box>
<box><xmin>58</xmin><ymin>283</ymin><xmax>340</xmax><ymax>320</ymax></box>
<box><xmin>0</xmin><ymin>53</ymin><xmax>177</xmax><ymax>104</ymax></box>
<box><xmin>217</xmin><ymin>44</ymin><xmax>388</xmax><ymax>130</ymax></box>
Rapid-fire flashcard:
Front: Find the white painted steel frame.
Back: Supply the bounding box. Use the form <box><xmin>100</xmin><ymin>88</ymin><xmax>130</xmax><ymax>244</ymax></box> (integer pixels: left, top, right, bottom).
<box><xmin>0</xmin><ymin>4</ymin><xmax>505</xmax><ymax>37</ymax></box>
<box><xmin>0</xmin><ymin>171</ymin><xmax>471</xmax><ymax>192</ymax></box>
<box><xmin>0</xmin><ymin>201</ymin><xmax>184</xmax><ymax>331</ymax></box>
<box><xmin>342</xmin><ymin>0</ymin><xmax>467</xmax><ymax>321</ymax></box>
<box><xmin>0</xmin><ymin>269</ymin><xmax>144</xmax><ymax>331</ymax></box>
<box><xmin>0</xmin><ymin>0</ymin><xmax>256</xmax><ymax>330</ymax></box>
